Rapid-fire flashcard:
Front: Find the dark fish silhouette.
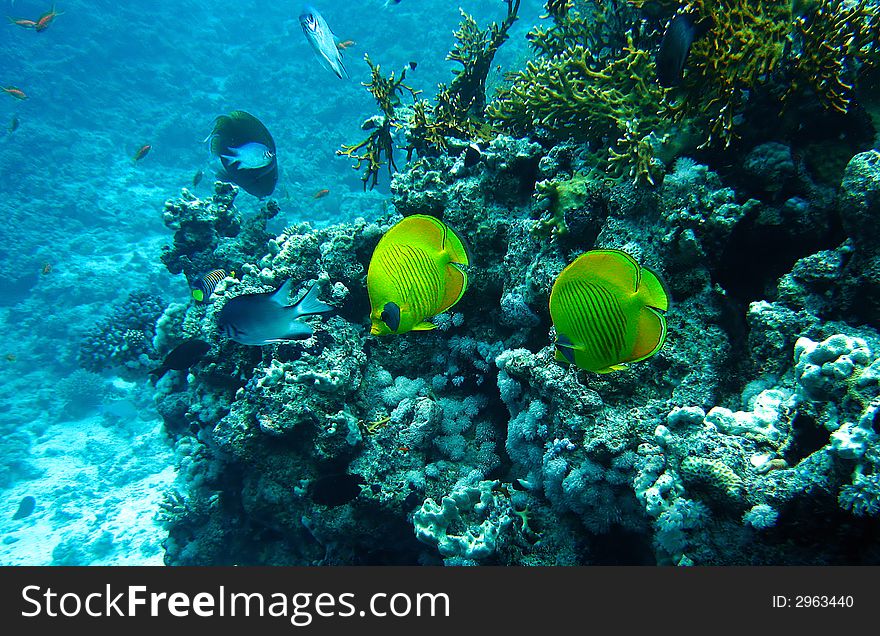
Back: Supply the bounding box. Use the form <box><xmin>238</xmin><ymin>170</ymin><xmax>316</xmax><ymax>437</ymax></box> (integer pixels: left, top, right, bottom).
<box><xmin>149</xmin><ymin>339</ymin><xmax>211</xmax><ymax>380</ymax></box>
<box><xmin>656</xmin><ymin>13</ymin><xmax>707</xmax><ymax>88</ymax></box>
<box><xmin>12</xmin><ymin>495</ymin><xmax>35</xmax><ymax>520</ymax></box>
<box><xmin>309</xmin><ymin>474</ymin><xmax>364</xmax><ymax>507</ymax></box>
<box><xmin>206</xmin><ymin>110</ymin><xmax>278</xmax><ymax>198</ymax></box>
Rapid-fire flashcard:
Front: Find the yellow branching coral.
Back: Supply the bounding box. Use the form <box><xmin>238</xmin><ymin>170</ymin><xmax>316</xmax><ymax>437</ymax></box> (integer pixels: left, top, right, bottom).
<box><xmin>665</xmin><ymin>0</ymin><xmax>792</xmax><ymax>148</ymax></box>
<box><xmin>489</xmin><ymin>19</ymin><xmax>670</xmax><ymax>185</ymax></box>
<box><xmin>407</xmin><ymin>89</ymin><xmax>494</xmax><ymax>158</ymax></box>
<box><xmin>337</xmin><ymin>54</ymin><xmax>420</xmax><ymax>190</ymax></box>
<box><xmin>341</xmin><ymin>3</ymin><xmax>520</xmax><ymax>185</ymax></box>
<box><xmin>406</xmin><ymin>1</ymin><xmax>520</xmax><ymax>159</ymax></box>
<box><xmin>658</xmin><ymin>0</ymin><xmax>879</xmax><ymax>146</ymax></box>
<box><xmin>787</xmin><ymin>0</ymin><xmax>880</xmax><ymax>113</ymax></box>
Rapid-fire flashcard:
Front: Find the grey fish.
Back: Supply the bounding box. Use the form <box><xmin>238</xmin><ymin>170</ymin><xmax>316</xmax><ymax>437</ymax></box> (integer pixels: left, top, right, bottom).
<box><xmin>12</xmin><ymin>495</ymin><xmax>35</xmax><ymax>520</ymax></box>
<box><xmin>221</xmin><ymin>142</ymin><xmax>275</xmax><ymax>170</ymax></box>
<box><xmin>299</xmin><ymin>6</ymin><xmax>348</xmax><ymax>79</ymax></box>
<box><xmin>218</xmin><ymin>280</ymin><xmax>332</xmax><ymax>346</ymax></box>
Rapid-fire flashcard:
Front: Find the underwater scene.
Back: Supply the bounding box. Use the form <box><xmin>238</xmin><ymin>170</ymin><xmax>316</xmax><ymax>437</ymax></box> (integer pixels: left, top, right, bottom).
<box><xmin>1</xmin><ymin>0</ymin><xmax>879</xmax><ymax>566</ymax></box>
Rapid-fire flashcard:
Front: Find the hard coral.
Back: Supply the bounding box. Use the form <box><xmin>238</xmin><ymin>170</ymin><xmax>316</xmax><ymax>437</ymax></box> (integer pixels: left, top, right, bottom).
<box><xmin>337</xmin><ymin>55</ymin><xmax>419</xmax><ymax>190</ymax></box>
<box><xmin>786</xmin><ymin>0</ymin><xmax>880</xmax><ymax>114</ymax></box>
<box><xmin>488</xmin><ymin>2</ymin><xmax>672</xmax><ymax>185</ymax></box>
<box><xmin>78</xmin><ymin>292</ymin><xmax>165</xmax><ymax>373</ymax></box>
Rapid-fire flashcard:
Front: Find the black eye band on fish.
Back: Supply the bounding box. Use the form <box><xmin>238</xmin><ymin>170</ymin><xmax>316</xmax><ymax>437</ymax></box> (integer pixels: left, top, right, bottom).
<box><xmin>381</xmin><ymin>302</ymin><xmax>401</xmax><ymax>333</ymax></box>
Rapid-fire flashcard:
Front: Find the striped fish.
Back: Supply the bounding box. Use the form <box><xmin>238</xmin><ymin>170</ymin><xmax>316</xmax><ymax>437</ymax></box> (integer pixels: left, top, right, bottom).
<box><xmin>549</xmin><ymin>249</ymin><xmax>670</xmax><ymax>373</ymax></box>
<box><xmin>192</xmin><ymin>269</ymin><xmax>228</xmax><ymax>303</ymax></box>
<box><xmin>367</xmin><ymin>215</ymin><xmax>469</xmax><ymax>336</ymax></box>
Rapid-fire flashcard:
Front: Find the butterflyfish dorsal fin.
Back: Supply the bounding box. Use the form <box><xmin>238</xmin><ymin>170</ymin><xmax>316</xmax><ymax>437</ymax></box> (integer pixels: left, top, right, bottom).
<box><xmin>565</xmin><ymin>249</ymin><xmax>640</xmax><ymax>294</ymax></box>
<box><xmin>383</xmin><ymin>215</ymin><xmax>469</xmax><ymax>266</ymax></box>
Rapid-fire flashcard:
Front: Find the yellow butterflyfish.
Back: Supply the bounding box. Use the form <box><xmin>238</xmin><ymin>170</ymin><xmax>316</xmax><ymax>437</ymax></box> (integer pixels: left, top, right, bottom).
<box><xmin>549</xmin><ymin>249</ymin><xmax>670</xmax><ymax>373</ymax></box>
<box><xmin>367</xmin><ymin>215</ymin><xmax>469</xmax><ymax>336</ymax></box>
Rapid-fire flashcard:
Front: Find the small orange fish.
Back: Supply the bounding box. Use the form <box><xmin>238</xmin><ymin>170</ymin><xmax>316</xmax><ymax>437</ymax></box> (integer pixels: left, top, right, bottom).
<box><xmin>34</xmin><ymin>4</ymin><xmax>62</xmax><ymax>33</ymax></box>
<box><xmin>132</xmin><ymin>144</ymin><xmax>151</xmax><ymax>162</ymax></box>
<box><xmin>41</xmin><ymin>262</ymin><xmax>52</xmax><ymax>275</ymax></box>
<box><xmin>8</xmin><ymin>17</ymin><xmax>38</xmax><ymax>29</ymax></box>
<box><xmin>336</xmin><ymin>39</ymin><xmax>356</xmax><ymax>51</ymax></box>
<box><xmin>313</xmin><ymin>188</ymin><xmax>330</xmax><ymax>199</ymax></box>
<box><xmin>396</xmin><ymin>445</ymin><xmax>410</xmax><ymax>453</ymax></box>
<box><xmin>2</xmin><ymin>86</ymin><xmax>28</xmax><ymax>100</ymax></box>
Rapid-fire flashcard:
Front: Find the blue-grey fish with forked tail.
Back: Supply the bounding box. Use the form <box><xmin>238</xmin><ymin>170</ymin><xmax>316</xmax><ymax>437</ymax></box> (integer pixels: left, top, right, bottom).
<box><xmin>299</xmin><ymin>5</ymin><xmax>348</xmax><ymax>79</ymax></box>
<box><xmin>218</xmin><ymin>280</ymin><xmax>332</xmax><ymax>345</ymax></box>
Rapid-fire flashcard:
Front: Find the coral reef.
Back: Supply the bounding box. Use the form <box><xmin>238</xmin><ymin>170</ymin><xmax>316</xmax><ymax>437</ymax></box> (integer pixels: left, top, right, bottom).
<box><xmin>139</xmin><ymin>0</ymin><xmax>880</xmax><ymax>567</ymax></box>
<box><xmin>78</xmin><ymin>292</ymin><xmax>165</xmax><ymax>373</ymax></box>
<box><xmin>152</xmin><ymin>120</ymin><xmax>880</xmax><ymax>564</ymax></box>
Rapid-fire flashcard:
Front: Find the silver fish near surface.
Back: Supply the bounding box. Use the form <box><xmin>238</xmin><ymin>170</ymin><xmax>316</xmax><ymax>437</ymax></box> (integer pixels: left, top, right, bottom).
<box><xmin>218</xmin><ymin>280</ymin><xmax>332</xmax><ymax>346</ymax></box>
<box><xmin>221</xmin><ymin>142</ymin><xmax>275</xmax><ymax>170</ymax></box>
<box><xmin>299</xmin><ymin>5</ymin><xmax>348</xmax><ymax>79</ymax></box>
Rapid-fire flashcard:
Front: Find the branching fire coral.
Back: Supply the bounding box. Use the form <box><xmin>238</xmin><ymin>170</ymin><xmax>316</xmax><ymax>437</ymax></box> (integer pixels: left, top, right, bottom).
<box><xmin>786</xmin><ymin>0</ymin><xmax>880</xmax><ymax>114</ymax></box>
<box><xmin>662</xmin><ymin>0</ymin><xmax>879</xmax><ymax>146</ymax></box>
<box><xmin>341</xmin><ymin>3</ymin><xmax>520</xmax><ymax>185</ymax></box>
<box><xmin>488</xmin><ymin>5</ymin><xmax>671</xmax><ymax>185</ymax></box>
<box><xmin>337</xmin><ymin>54</ymin><xmax>419</xmax><ymax>190</ymax></box>
<box><xmin>407</xmin><ymin>0</ymin><xmax>521</xmax><ymax>158</ymax></box>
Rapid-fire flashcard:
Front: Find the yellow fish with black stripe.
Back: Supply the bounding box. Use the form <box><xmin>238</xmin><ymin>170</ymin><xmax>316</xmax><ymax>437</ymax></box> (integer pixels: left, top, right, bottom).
<box><xmin>549</xmin><ymin>249</ymin><xmax>670</xmax><ymax>373</ymax></box>
<box><xmin>368</xmin><ymin>215</ymin><xmax>469</xmax><ymax>336</ymax></box>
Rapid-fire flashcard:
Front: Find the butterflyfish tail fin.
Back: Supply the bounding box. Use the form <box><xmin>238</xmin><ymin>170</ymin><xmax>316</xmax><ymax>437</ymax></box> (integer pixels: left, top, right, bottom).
<box><xmin>436</xmin><ymin>262</ymin><xmax>468</xmax><ymax>315</ymax></box>
<box><xmin>628</xmin><ymin>306</ymin><xmax>668</xmax><ymax>364</ymax></box>
<box><xmin>440</xmin><ymin>222</ymin><xmax>470</xmax><ymax>267</ymax></box>
<box><xmin>637</xmin><ymin>265</ymin><xmax>671</xmax><ymax>312</ymax></box>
